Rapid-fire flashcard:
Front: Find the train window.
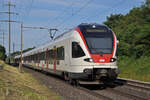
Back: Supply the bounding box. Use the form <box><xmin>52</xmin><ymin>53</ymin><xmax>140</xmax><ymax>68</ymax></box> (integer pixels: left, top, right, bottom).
<box><xmin>57</xmin><ymin>60</ymin><xmax>59</xmax><ymax>65</ymax></box>
<box><xmin>49</xmin><ymin>49</ymin><xmax>54</xmax><ymax>58</ymax></box>
<box><xmin>39</xmin><ymin>52</ymin><xmax>45</xmax><ymax>60</ymax></box>
<box><xmin>31</xmin><ymin>55</ymin><xmax>33</xmax><ymax>60</ymax></box>
<box><xmin>56</xmin><ymin>46</ymin><xmax>65</xmax><ymax>60</ymax></box>
<box><xmin>72</xmin><ymin>42</ymin><xmax>85</xmax><ymax>58</ymax></box>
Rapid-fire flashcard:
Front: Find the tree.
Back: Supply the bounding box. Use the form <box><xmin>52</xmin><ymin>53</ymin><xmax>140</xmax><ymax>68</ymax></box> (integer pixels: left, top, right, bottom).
<box><xmin>11</xmin><ymin>46</ymin><xmax>36</xmax><ymax>57</ymax></box>
<box><xmin>146</xmin><ymin>0</ymin><xmax>150</xmax><ymax>6</ymax></box>
<box><xmin>0</xmin><ymin>45</ymin><xmax>6</xmax><ymax>61</ymax></box>
<box><xmin>103</xmin><ymin>3</ymin><xmax>150</xmax><ymax>58</ymax></box>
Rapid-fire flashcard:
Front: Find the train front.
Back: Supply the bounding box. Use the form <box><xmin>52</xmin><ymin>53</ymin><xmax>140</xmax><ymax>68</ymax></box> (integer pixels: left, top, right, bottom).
<box><xmin>72</xmin><ymin>23</ymin><xmax>120</xmax><ymax>82</ymax></box>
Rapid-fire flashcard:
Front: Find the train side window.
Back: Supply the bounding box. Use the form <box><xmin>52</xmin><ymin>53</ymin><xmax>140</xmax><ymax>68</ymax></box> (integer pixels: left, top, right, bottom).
<box><xmin>39</xmin><ymin>52</ymin><xmax>45</xmax><ymax>60</ymax></box>
<box><xmin>49</xmin><ymin>49</ymin><xmax>54</xmax><ymax>58</ymax></box>
<box><xmin>56</xmin><ymin>46</ymin><xmax>65</xmax><ymax>60</ymax></box>
<box><xmin>72</xmin><ymin>42</ymin><xmax>85</xmax><ymax>58</ymax></box>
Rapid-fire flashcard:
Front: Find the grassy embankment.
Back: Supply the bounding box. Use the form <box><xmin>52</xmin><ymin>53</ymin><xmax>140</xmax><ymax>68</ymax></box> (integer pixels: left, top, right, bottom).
<box><xmin>118</xmin><ymin>56</ymin><xmax>150</xmax><ymax>82</ymax></box>
<box><xmin>0</xmin><ymin>60</ymin><xmax>63</xmax><ymax>100</ymax></box>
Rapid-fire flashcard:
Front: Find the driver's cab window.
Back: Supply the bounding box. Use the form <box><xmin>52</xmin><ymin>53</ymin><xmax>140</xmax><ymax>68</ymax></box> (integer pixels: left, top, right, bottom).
<box><xmin>72</xmin><ymin>42</ymin><xmax>85</xmax><ymax>58</ymax></box>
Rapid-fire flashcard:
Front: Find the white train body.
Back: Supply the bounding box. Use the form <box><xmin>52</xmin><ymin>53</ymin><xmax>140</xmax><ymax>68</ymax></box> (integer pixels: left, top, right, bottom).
<box><xmin>15</xmin><ymin>23</ymin><xmax>119</xmax><ymax>82</ymax></box>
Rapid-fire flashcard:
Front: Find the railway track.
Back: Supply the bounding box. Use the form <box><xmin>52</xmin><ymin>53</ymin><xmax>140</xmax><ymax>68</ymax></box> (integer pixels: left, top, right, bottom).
<box><xmin>79</xmin><ymin>78</ymin><xmax>150</xmax><ymax>100</ymax></box>
<box><xmin>22</xmin><ymin>65</ymin><xmax>150</xmax><ymax>100</ymax></box>
<box><xmin>77</xmin><ymin>86</ymin><xmax>112</xmax><ymax>100</ymax></box>
<box><xmin>111</xmin><ymin>78</ymin><xmax>150</xmax><ymax>100</ymax></box>
<box><xmin>116</xmin><ymin>78</ymin><xmax>150</xmax><ymax>90</ymax></box>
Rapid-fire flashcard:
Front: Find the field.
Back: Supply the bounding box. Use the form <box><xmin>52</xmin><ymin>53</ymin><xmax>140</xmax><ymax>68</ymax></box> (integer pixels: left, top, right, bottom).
<box><xmin>0</xmin><ymin>60</ymin><xmax>63</xmax><ymax>100</ymax></box>
<box><xmin>118</xmin><ymin>56</ymin><xmax>150</xmax><ymax>82</ymax></box>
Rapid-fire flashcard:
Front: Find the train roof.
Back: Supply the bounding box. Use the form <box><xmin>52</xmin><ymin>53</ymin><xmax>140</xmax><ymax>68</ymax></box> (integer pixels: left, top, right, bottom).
<box><xmin>20</xmin><ymin>28</ymin><xmax>74</xmax><ymax>58</ymax></box>
<box><xmin>22</xmin><ymin>41</ymin><xmax>52</xmax><ymax>57</ymax></box>
<box><xmin>78</xmin><ymin>23</ymin><xmax>108</xmax><ymax>27</ymax></box>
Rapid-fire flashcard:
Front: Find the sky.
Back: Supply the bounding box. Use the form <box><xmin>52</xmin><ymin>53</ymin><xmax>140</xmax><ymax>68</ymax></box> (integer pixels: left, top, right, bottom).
<box><xmin>0</xmin><ymin>0</ymin><xmax>145</xmax><ymax>54</ymax></box>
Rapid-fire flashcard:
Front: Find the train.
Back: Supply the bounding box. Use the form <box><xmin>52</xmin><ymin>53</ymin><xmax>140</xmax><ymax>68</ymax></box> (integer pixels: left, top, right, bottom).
<box><xmin>15</xmin><ymin>23</ymin><xmax>120</xmax><ymax>85</ymax></box>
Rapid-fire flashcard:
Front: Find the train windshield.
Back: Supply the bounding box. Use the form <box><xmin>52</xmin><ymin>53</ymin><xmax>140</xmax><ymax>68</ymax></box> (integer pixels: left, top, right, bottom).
<box><xmin>86</xmin><ymin>37</ymin><xmax>113</xmax><ymax>54</ymax></box>
<box><xmin>80</xmin><ymin>25</ymin><xmax>113</xmax><ymax>54</ymax></box>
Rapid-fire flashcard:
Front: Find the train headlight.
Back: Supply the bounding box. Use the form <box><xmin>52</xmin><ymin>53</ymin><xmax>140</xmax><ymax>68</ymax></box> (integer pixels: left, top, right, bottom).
<box><xmin>84</xmin><ymin>58</ymin><xmax>93</xmax><ymax>62</ymax></box>
<box><xmin>110</xmin><ymin>58</ymin><xmax>117</xmax><ymax>62</ymax></box>
<box><xmin>89</xmin><ymin>58</ymin><xmax>93</xmax><ymax>62</ymax></box>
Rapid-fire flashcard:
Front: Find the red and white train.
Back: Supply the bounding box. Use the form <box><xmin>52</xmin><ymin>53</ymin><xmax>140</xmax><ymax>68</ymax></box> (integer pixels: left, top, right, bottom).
<box><xmin>15</xmin><ymin>23</ymin><xmax>119</xmax><ymax>84</ymax></box>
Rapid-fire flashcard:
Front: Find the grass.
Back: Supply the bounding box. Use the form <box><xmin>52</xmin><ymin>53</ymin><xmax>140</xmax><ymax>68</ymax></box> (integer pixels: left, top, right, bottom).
<box><xmin>0</xmin><ymin>60</ymin><xmax>64</xmax><ymax>100</ymax></box>
<box><xmin>118</xmin><ymin>56</ymin><xmax>150</xmax><ymax>82</ymax></box>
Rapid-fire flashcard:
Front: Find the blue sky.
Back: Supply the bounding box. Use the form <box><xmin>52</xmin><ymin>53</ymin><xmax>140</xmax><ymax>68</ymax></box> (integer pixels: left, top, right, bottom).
<box><xmin>0</xmin><ymin>0</ymin><xmax>145</xmax><ymax>54</ymax></box>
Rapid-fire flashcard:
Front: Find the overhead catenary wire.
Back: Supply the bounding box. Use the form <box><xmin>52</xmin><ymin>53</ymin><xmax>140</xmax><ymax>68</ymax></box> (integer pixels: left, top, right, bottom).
<box><xmin>60</xmin><ymin>0</ymin><xmax>125</xmax><ymax>32</ymax></box>
<box><xmin>46</xmin><ymin>0</ymin><xmax>76</xmax><ymax>27</ymax></box>
<box><xmin>13</xmin><ymin>0</ymin><xmax>34</xmax><ymax>51</ymax></box>
<box><xmin>82</xmin><ymin>0</ymin><xmax>125</xmax><ymax>22</ymax></box>
<box><xmin>22</xmin><ymin>0</ymin><xmax>34</xmax><ymax>21</ymax></box>
<box><xmin>40</xmin><ymin>0</ymin><xmax>78</xmax><ymax>47</ymax></box>
<box><xmin>54</xmin><ymin>0</ymin><xmax>93</xmax><ymax>29</ymax></box>
<box><xmin>15</xmin><ymin>0</ymin><xmax>34</xmax><ymax>22</ymax></box>
<box><xmin>43</xmin><ymin>0</ymin><xmax>94</xmax><ymax>44</ymax></box>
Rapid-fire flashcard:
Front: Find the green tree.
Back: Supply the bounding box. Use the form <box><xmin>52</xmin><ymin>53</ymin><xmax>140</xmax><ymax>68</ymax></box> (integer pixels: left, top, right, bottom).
<box><xmin>103</xmin><ymin>4</ymin><xmax>150</xmax><ymax>58</ymax></box>
<box><xmin>0</xmin><ymin>45</ymin><xmax>6</xmax><ymax>60</ymax></box>
<box><xmin>146</xmin><ymin>0</ymin><xmax>150</xmax><ymax>6</ymax></box>
<box><xmin>11</xmin><ymin>46</ymin><xmax>36</xmax><ymax>57</ymax></box>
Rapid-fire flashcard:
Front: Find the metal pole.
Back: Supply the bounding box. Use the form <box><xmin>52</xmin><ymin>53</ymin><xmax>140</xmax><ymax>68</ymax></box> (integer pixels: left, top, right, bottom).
<box><xmin>19</xmin><ymin>23</ymin><xmax>23</xmax><ymax>73</ymax></box>
<box><xmin>8</xmin><ymin>2</ymin><xmax>11</xmax><ymax>63</ymax></box>
<box><xmin>13</xmin><ymin>42</ymin><xmax>15</xmax><ymax>53</ymax></box>
<box><xmin>0</xmin><ymin>2</ymin><xmax>17</xmax><ymax>63</ymax></box>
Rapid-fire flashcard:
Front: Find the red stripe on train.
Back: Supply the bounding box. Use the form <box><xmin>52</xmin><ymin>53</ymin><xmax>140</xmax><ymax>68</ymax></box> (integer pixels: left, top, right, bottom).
<box><xmin>76</xmin><ymin>27</ymin><xmax>116</xmax><ymax>63</ymax></box>
<box><xmin>75</xmin><ymin>27</ymin><xmax>91</xmax><ymax>56</ymax></box>
<box><xmin>112</xmin><ymin>32</ymin><xmax>116</xmax><ymax>57</ymax></box>
<box><xmin>47</xmin><ymin>63</ymin><xmax>48</xmax><ymax>68</ymax></box>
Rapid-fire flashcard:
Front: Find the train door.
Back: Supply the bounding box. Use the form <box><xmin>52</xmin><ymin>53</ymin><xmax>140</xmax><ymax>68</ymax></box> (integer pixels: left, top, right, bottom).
<box><xmin>64</xmin><ymin>39</ymin><xmax>71</xmax><ymax>71</ymax></box>
<box><xmin>46</xmin><ymin>49</ymin><xmax>49</xmax><ymax>69</ymax></box>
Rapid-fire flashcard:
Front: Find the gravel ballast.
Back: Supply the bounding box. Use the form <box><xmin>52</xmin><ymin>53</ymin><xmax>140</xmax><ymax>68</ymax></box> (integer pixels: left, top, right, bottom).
<box><xmin>23</xmin><ymin>67</ymin><xmax>103</xmax><ymax>100</ymax></box>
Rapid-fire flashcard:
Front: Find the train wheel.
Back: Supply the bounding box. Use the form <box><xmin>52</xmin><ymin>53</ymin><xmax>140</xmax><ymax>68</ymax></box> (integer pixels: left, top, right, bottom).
<box><xmin>75</xmin><ymin>80</ymin><xmax>79</xmax><ymax>87</ymax></box>
<box><xmin>103</xmin><ymin>80</ymin><xmax>116</xmax><ymax>88</ymax></box>
<box><xmin>64</xmin><ymin>73</ymin><xmax>69</xmax><ymax>81</ymax></box>
<box><xmin>68</xmin><ymin>78</ymin><xmax>73</xmax><ymax>85</ymax></box>
<box><xmin>100</xmin><ymin>77</ymin><xmax>116</xmax><ymax>87</ymax></box>
<box><xmin>69</xmin><ymin>79</ymin><xmax>79</xmax><ymax>87</ymax></box>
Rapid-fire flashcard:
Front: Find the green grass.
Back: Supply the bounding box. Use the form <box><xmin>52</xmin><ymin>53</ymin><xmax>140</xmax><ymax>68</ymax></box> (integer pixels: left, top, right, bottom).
<box><xmin>0</xmin><ymin>60</ymin><xmax>64</xmax><ymax>100</ymax></box>
<box><xmin>118</xmin><ymin>56</ymin><xmax>150</xmax><ymax>82</ymax></box>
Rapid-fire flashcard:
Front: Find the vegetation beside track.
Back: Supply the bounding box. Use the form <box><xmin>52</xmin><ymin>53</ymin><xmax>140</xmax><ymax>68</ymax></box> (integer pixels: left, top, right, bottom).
<box><xmin>0</xmin><ymin>45</ymin><xmax>6</xmax><ymax>61</ymax></box>
<box><xmin>118</xmin><ymin>56</ymin><xmax>150</xmax><ymax>82</ymax></box>
<box><xmin>104</xmin><ymin>1</ymin><xmax>150</xmax><ymax>82</ymax></box>
<box><xmin>0</xmin><ymin>60</ymin><xmax>63</xmax><ymax>100</ymax></box>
